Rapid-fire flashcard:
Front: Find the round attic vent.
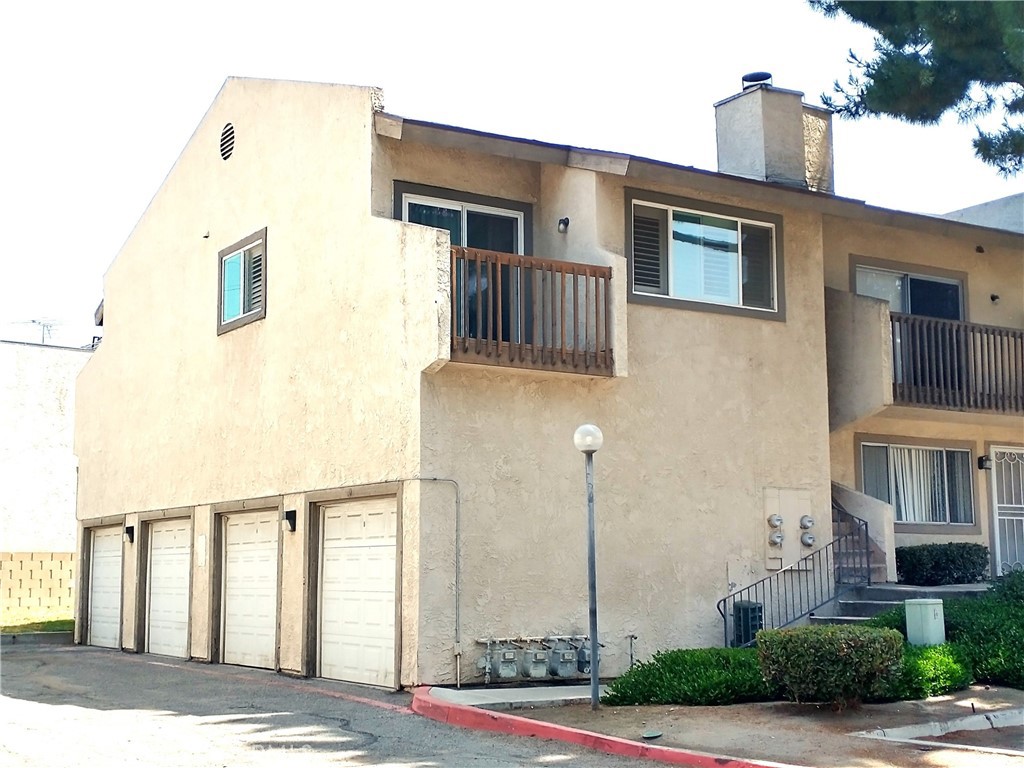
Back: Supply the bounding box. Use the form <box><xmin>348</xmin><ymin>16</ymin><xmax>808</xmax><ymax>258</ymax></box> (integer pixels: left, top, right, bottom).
<box><xmin>220</xmin><ymin>123</ymin><xmax>235</xmax><ymax>160</ymax></box>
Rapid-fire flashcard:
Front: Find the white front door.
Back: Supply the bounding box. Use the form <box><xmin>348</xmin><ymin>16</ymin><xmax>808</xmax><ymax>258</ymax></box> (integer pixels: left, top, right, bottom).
<box><xmin>147</xmin><ymin>518</ymin><xmax>191</xmax><ymax>657</ymax></box>
<box><xmin>319</xmin><ymin>497</ymin><xmax>397</xmax><ymax>688</ymax></box>
<box><xmin>222</xmin><ymin>510</ymin><xmax>279</xmax><ymax>669</ymax></box>
<box><xmin>88</xmin><ymin>527</ymin><xmax>122</xmax><ymax>648</ymax></box>
<box><xmin>991</xmin><ymin>447</ymin><xmax>1024</xmax><ymax>574</ymax></box>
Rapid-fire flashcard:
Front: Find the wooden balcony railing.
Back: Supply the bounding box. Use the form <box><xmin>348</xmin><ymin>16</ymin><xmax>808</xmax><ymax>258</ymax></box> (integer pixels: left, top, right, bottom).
<box><xmin>450</xmin><ymin>247</ymin><xmax>613</xmax><ymax>376</ymax></box>
<box><xmin>890</xmin><ymin>313</ymin><xmax>1024</xmax><ymax>413</ymax></box>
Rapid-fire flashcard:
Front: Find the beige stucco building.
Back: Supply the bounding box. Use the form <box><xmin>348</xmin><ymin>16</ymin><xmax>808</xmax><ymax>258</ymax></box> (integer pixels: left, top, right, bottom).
<box><xmin>74</xmin><ymin>77</ymin><xmax>1023</xmax><ymax>688</ymax></box>
<box><xmin>2</xmin><ymin>340</ymin><xmax>92</xmax><ymax>624</ymax></box>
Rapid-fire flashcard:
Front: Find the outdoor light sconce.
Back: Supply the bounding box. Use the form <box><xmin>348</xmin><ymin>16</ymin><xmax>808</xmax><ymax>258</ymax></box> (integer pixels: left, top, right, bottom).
<box><xmin>557</xmin><ymin>217</ymin><xmax>570</xmax><ymax>233</ymax></box>
<box><xmin>978</xmin><ymin>455</ymin><xmax>993</xmax><ymax>471</ymax></box>
<box><xmin>123</xmin><ymin>525</ymin><xmax>135</xmax><ymax>544</ymax></box>
<box><xmin>282</xmin><ymin>509</ymin><xmax>297</xmax><ymax>533</ymax></box>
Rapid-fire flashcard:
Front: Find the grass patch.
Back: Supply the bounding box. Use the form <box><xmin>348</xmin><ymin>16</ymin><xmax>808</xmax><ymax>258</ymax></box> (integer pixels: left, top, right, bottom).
<box><xmin>1</xmin><ymin>619</ymin><xmax>75</xmax><ymax>634</ymax></box>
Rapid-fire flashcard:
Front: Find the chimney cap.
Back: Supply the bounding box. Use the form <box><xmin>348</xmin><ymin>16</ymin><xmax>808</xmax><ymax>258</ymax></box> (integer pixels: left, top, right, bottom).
<box><xmin>741</xmin><ymin>71</ymin><xmax>773</xmax><ymax>88</ymax></box>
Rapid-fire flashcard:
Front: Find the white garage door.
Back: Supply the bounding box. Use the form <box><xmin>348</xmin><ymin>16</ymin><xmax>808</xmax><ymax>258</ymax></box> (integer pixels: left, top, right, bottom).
<box><xmin>222</xmin><ymin>510</ymin><xmax>279</xmax><ymax>669</ymax></box>
<box><xmin>147</xmin><ymin>518</ymin><xmax>191</xmax><ymax>658</ymax></box>
<box><xmin>319</xmin><ymin>497</ymin><xmax>397</xmax><ymax>687</ymax></box>
<box><xmin>88</xmin><ymin>527</ymin><xmax>122</xmax><ymax>648</ymax></box>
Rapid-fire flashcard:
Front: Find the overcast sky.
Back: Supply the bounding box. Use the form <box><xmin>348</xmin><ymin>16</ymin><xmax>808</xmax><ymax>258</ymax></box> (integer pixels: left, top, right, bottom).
<box><xmin>2</xmin><ymin>0</ymin><xmax>1021</xmax><ymax>346</ymax></box>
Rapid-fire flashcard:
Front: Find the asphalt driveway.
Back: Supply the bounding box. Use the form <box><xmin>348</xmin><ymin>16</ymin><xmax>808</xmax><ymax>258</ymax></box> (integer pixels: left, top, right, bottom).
<box><xmin>0</xmin><ymin>645</ymin><xmax>637</xmax><ymax>767</ymax></box>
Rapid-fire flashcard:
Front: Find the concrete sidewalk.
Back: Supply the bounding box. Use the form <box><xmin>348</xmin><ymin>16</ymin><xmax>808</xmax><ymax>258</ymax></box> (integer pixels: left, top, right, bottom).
<box><xmin>428</xmin><ymin>684</ymin><xmax>607</xmax><ymax>710</ymax></box>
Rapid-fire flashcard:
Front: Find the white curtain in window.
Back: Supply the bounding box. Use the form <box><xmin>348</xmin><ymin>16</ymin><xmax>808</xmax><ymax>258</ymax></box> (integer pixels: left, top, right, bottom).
<box><xmin>891</xmin><ymin>447</ymin><xmax>946</xmax><ymax>523</ymax></box>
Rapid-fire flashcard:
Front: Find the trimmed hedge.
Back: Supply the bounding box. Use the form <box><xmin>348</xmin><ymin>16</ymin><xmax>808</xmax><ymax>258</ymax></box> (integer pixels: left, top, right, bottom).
<box><xmin>757</xmin><ymin>625</ymin><xmax>903</xmax><ymax>709</ymax></box>
<box><xmin>992</xmin><ymin>569</ymin><xmax>1024</xmax><ymax>604</ymax></box>
<box><xmin>895</xmin><ymin>543</ymin><xmax>989</xmax><ymax>586</ymax></box>
<box><xmin>601</xmin><ymin>647</ymin><xmax>774</xmax><ymax>706</ymax></box>
<box><xmin>872</xmin><ymin>644</ymin><xmax>972</xmax><ymax>701</ymax></box>
<box><xmin>865</xmin><ymin>587</ymin><xmax>1024</xmax><ymax>689</ymax></box>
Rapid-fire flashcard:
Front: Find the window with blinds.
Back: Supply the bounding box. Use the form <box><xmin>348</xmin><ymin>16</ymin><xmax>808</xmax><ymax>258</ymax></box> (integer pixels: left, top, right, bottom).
<box><xmin>218</xmin><ymin>228</ymin><xmax>267</xmax><ymax>334</ymax></box>
<box><xmin>861</xmin><ymin>441</ymin><xmax>974</xmax><ymax>525</ymax></box>
<box><xmin>629</xmin><ymin>195</ymin><xmax>779</xmax><ymax>315</ymax></box>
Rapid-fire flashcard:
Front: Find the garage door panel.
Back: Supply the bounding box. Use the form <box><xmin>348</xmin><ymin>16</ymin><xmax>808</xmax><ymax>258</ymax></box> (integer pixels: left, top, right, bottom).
<box><xmin>89</xmin><ymin>527</ymin><xmax>122</xmax><ymax>649</ymax></box>
<box><xmin>147</xmin><ymin>519</ymin><xmax>191</xmax><ymax>658</ymax></box>
<box><xmin>222</xmin><ymin>510</ymin><xmax>279</xmax><ymax>669</ymax></box>
<box><xmin>319</xmin><ymin>498</ymin><xmax>397</xmax><ymax>687</ymax></box>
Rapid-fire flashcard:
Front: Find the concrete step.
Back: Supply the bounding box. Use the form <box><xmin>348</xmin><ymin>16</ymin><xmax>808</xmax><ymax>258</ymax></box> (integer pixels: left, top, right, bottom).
<box><xmin>844</xmin><ymin>583</ymin><xmax>991</xmax><ymax>602</ymax></box>
<box><xmin>836</xmin><ymin>599</ymin><xmax>902</xmax><ymax>618</ymax></box>
<box><xmin>808</xmin><ymin>614</ymin><xmax>872</xmax><ymax>626</ymax></box>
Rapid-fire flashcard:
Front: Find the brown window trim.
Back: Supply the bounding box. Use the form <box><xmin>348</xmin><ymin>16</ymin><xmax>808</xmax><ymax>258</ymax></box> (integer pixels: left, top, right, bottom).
<box><xmin>848</xmin><ymin>254</ymin><xmax>970</xmax><ymax>320</ymax></box>
<box><xmin>217</xmin><ymin>227</ymin><xmax>267</xmax><ymax>335</ymax></box>
<box><xmin>624</xmin><ymin>188</ymin><xmax>786</xmax><ymax>321</ymax></box>
<box><xmin>854</xmin><ymin>432</ymin><xmax>981</xmax><ymax>534</ymax></box>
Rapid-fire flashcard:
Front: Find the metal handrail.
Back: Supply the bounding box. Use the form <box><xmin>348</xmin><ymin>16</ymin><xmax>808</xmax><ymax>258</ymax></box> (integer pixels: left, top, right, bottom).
<box><xmin>716</xmin><ymin>502</ymin><xmax>871</xmax><ymax>647</ymax></box>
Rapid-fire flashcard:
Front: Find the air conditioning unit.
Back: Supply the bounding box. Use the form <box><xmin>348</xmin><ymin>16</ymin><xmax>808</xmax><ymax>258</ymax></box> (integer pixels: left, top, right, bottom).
<box><xmin>733</xmin><ymin>600</ymin><xmax>764</xmax><ymax>646</ymax></box>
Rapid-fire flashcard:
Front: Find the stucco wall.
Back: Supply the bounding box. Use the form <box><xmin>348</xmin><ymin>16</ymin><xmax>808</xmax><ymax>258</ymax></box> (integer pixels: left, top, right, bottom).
<box><xmin>1</xmin><ymin>342</ymin><xmax>91</xmax><ymax>553</ymax></box>
<box><xmin>75</xmin><ymin>79</ymin><xmax>446</xmax><ymax>663</ymax></box>
<box><xmin>824</xmin><ymin>288</ymin><xmax>893</xmax><ymax>430</ymax></box>
<box><xmin>821</xmin><ymin>215</ymin><xmax>1024</xmax><ymax>330</ymax></box>
<box><xmin>404</xmin><ymin>169</ymin><xmax>834</xmax><ymax>682</ymax></box>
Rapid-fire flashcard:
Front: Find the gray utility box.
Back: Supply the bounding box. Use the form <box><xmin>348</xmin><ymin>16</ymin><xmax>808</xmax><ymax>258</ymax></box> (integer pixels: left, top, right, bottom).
<box><xmin>548</xmin><ymin>644</ymin><xmax>578</xmax><ymax>677</ymax></box>
<box><xmin>520</xmin><ymin>649</ymin><xmax>549</xmax><ymax>678</ymax></box>
<box><xmin>493</xmin><ymin>648</ymin><xmax>519</xmax><ymax>679</ymax></box>
<box><xmin>905</xmin><ymin>599</ymin><xmax>945</xmax><ymax>646</ymax></box>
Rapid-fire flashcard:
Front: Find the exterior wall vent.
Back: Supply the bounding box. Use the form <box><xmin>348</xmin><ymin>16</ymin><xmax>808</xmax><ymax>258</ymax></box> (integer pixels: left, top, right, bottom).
<box><xmin>220</xmin><ymin>123</ymin><xmax>235</xmax><ymax>161</ymax></box>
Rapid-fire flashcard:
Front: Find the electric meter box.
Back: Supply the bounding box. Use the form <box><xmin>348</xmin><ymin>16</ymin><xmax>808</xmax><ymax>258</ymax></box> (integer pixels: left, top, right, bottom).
<box><xmin>905</xmin><ymin>599</ymin><xmax>945</xmax><ymax>646</ymax></box>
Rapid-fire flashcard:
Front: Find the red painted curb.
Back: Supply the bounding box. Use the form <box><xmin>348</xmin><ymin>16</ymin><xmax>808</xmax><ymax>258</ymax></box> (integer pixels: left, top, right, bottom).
<box><xmin>411</xmin><ymin>687</ymin><xmax>807</xmax><ymax>768</ymax></box>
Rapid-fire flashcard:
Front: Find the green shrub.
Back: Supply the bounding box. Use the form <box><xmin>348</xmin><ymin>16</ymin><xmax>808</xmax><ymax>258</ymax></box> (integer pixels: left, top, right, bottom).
<box><xmin>757</xmin><ymin>625</ymin><xmax>903</xmax><ymax>709</ymax></box>
<box><xmin>991</xmin><ymin>569</ymin><xmax>1024</xmax><ymax>604</ymax></box>
<box><xmin>872</xmin><ymin>644</ymin><xmax>972</xmax><ymax>701</ymax></box>
<box><xmin>602</xmin><ymin>647</ymin><xmax>774</xmax><ymax>706</ymax></box>
<box><xmin>866</xmin><ymin>595</ymin><xmax>1024</xmax><ymax>689</ymax></box>
<box><xmin>864</xmin><ymin>605</ymin><xmax>907</xmax><ymax>637</ymax></box>
<box><xmin>944</xmin><ymin>598</ymin><xmax>1024</xmax><ymax>688</ymax></box>
<box><xmin>895</xmin><ymin>543</ymin><xmax>989</xmax><ymax>586</ymax></box>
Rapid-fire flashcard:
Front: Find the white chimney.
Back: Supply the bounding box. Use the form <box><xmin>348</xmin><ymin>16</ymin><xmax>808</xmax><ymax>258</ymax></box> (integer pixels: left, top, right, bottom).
<box><xmin>714</xmin><ymin>74</ymin><xmax>834</xmax><ymax>194</ymax></box>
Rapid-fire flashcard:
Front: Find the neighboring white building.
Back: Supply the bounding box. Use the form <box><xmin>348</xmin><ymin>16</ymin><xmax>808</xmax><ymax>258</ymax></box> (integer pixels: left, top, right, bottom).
<box><xmin>943</xmin><ymin>193</ymin><xmax>1024</xmax><ymax>234</ymax></box>
<box><xmin>1</xmin><ymin>340</ymin><xmax>92</xmax><ymax>623</ymax></box>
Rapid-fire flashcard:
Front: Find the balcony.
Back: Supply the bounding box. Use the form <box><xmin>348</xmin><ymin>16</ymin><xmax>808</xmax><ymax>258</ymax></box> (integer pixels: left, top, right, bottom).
<box><xmin>890</xmin><ymin>313</ymin><xmax>1024</xmax><ymax>414</ymax></box>
<box><xmin>449</xmin><ymin>247</ymin><xmax>614</xmax><ymax>376</ymax></box>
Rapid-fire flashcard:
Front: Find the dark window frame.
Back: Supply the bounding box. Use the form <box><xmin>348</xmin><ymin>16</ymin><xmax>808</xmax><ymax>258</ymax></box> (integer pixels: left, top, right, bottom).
<box><xmin>854</xmin><ymin>432</ymin><xmax>980</xmax><ymax>534</ymax></box>
<box><xmin>393</xmin><ymin>181</ymin><xmax>533</xmax><ymax>255</ymax></box>
<box><xmin>217</xmin><ymin>227</ymin><xmax>267</xmax><ymax>335</ymax></box>
<box><xmin>849</xmin><ymin>254</ymin><xmax>969</xmax><ymax>322</ymax></box>
<box><xmin>625</xmin><ymin>188</ymin><xmax>786</xmax><ymax>321</ymax></box>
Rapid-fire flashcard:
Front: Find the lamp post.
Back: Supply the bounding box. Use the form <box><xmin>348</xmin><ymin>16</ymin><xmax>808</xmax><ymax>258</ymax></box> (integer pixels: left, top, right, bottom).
<box><xmin>573</xmin><ymin>423</ymin><xmax>603</xmax><ymax>710</ymax></box>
